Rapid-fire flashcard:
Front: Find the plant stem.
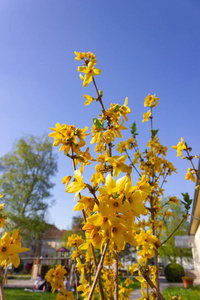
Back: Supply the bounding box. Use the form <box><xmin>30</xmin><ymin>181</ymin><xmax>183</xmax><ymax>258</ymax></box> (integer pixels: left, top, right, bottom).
<box><xmin>0</xmin><ymin>269</ymin><xmax>4</xmax><ymax>300</ymax></box>
<box><xmin>186</xmin><ymin>148</ymin><xmax>200</xmax><ymax>183</ymax></box>
<box><xmin>160</xmin><ymin>217</ymin><xmax>185</xmax><ymax>246</ymax></box>
<box><xmin>125</xmin><ymin>149</ymin><xmax>141</xmax><ymax>177</ymax></box>
<box><xmin>74</xmin><ymin>258</ymin><xmax>80</xmax><ymax>300</ymax></box>
<box><xmin>138</xmin><ymin>264</ymin><xmax>165</xmax><ymax>300</ymax></box>
<box><xmin>88</xmin><ymin>241</ymin><xmax>109</xmax><ymax>300</ymax></box>
<box><xmin>154</xmin><ymin>249</ymin><xmax>160</xmax><ymax>292</ymax></box>
<box><xmin>114</xmin><ymin>244</ymin><xmax>118</xmax><ymax>300</ymax></box>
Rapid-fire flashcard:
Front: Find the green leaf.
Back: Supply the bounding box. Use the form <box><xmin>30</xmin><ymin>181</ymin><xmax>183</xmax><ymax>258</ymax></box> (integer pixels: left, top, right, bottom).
<box><xmin>181</xmin><ymin>192</ymin><xmax>190</xmax><ymax>203</ymax></box>
<box><xmin>130</xmin><ymin>122</ymin><xmax>138</xmax><ymax>136</ymax></box>
<box><xmin>114</xmin><ymin>104</ymin><xmax>121</xmax><ymax>112</ymax></box>
<box><xmin>93</xmin><ymin>118</ymin><xmax>104</xmax><ymax>129</ymax></box>
<box><xmin>152</xmin><ymin>129</ymin><xmax>159</xmax><ymax>138</ymax></box>
<box><xmin>181</xmin><ymin>192</ymin><xmax>192</xmax><ymax>210</ymax></box>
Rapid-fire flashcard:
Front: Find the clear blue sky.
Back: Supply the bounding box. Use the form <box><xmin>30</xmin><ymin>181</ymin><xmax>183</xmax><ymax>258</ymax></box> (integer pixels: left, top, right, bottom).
<box><xmin>0</xmin><ymin>0</ymin><xmax>200</xmax><ymax>229</ymax></box>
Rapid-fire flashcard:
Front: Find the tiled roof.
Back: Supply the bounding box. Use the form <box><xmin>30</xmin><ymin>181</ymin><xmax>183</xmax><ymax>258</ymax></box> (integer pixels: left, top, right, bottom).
<box><xmin>43</xmin><ymin>225</ymin><xmax>68</xmax><ymax>239</ymax></box>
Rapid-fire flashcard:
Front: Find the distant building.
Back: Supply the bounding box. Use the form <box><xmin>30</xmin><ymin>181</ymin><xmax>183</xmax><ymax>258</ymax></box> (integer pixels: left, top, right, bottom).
<box><xmin>189</xmin><ymin>160</ymin><xmax>200</xmax><ymax>276</ymax></box>
<box><xmin>41</xmin><ymin>225</ymin><xmax>68</xmax><ymax>256</ymax></box>
<box><xmin>26</xmin><ymin>224</ymin><xmax>69</xmax><ymax>257</ymax></box>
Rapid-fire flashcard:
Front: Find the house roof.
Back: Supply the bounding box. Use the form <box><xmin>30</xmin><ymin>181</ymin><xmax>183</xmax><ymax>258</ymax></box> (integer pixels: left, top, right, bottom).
<box><xmin>189</xmin><ymin>159</ymin><xmax>200</xmax><ymax>235</ymax></box>
<box><xmin>43</xmin><ymin>224</ymin><xmax>68</xmax><ymax>240</ymax></box>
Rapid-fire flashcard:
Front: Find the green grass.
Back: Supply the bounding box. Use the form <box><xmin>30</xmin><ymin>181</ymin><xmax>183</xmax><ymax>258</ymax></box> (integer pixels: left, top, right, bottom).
<box><xmin>4</xmin><ymin>277</ymin><xmax>140</xmax><ymax>299</ymax></box>
<box><xmin>4</xmin><ymin>288</ymin><xmax>56</xmax><ymax>299</ymax></box>
<box><xmin>7</xmin><ymin>275</ymin><xmax>32</xmax><ymax>280</ymax></box>
<box><xmin>162</xmin><ymin>286</ymin><xmax>200</xmax><ymax>300</ymax></box>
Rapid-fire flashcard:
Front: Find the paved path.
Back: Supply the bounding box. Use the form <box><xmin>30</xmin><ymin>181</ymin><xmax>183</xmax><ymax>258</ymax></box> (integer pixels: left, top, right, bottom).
<box><xmin>4</xmin><ymin>279</ymin><xmax>35</xmax><ymax>289</ymax></box>
<box><xmin>130</xmin><ymin>277</ymin><xmax>200</xmax><ymax>300</ymax></box>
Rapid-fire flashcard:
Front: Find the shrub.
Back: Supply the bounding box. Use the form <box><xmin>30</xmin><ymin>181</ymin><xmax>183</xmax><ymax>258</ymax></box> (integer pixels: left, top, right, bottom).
<box><xmin>164</xmin><ymin>263</ymin><xmax>185</xmax><ymax>282</ymax></box>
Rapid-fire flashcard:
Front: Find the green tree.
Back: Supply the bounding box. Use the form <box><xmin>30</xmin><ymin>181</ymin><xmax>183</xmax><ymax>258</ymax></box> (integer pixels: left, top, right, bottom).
<box><xmin>0</xmin><ymin>135</ymin><xmax>57</xmax><ymax>253</ymax></box>
<box><xmin>159</xmin><ymin>198</ymin><xmax>192</xmax><ymax>265</ymax></box>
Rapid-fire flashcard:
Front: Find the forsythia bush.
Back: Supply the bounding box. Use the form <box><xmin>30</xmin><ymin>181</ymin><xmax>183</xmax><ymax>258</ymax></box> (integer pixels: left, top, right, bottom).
<box><xmin>46</xmin><ymin>52</ymin><xmax>199</xmax><ymax>300</ymax></box>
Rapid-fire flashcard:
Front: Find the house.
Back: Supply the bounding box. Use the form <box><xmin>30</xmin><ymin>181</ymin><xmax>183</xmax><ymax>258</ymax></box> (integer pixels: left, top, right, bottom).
<box><xmin>25</xmin><ymin>224</ymin><xmax>69</xmax><ymax>257</ymax></box>
<box><xmin>40</xmin><ymin>225</ymin><xmax>68</xmax><ymax>256</ymax></box>
<box><xmin>189</xmin><ymin>160</ymin><xmax>200</xmax><ymax>276</ymax></box>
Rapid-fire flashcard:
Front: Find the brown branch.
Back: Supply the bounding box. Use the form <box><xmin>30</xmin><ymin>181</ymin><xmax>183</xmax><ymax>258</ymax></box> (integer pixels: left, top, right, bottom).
<box><xmin>114</xmin><ymin>244</ymin><xmax>118</xmax><ymax>300</ymax></box>
<box><xmin>0</xmin><ymin>269</ymin><xmax>5</xmax><ymax>300</ymax></box>
<box><xmin>92</xmin><ymin>78</ymin><xmax>106</xmax><ymax>113</ymax></box>
<box><xmin>137</xmin><ymin>264</ymin><xmax>165</xmax><ymax>300</ymax></box>
<box><xmin>74</xmin><ymin>258</ymin><xmax>80</xmax><ymax>300</ymax></box>
<box><xmin>88</xmin><ymin>241</ymin><xmax>109</xmax><ymax>300</ymax></box>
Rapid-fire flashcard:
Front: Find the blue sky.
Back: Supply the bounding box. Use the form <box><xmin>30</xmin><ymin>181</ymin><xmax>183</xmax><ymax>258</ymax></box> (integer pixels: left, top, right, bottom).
<box><xmin>0</xmin><ymin>0</ymin><xmax>200</xmax><ymax>229</ymax></box>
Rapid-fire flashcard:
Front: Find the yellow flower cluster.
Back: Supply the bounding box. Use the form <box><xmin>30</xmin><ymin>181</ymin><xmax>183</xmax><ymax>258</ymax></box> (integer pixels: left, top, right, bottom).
<box><xmin>0</xmin><ymin>196</ymin><xmax>29</xmax><ymax>268</ymax></box>
<box><xmin>75</xmin><ymin>52</ymin><xmax>101</xmax><ymax>87</ymax></box>
<box><xmin>48</xmin><ymin>51</ymin><xmax>197</xmax><ymax>300</ymax></box>
<box><xmin>144</xmin><ymin>94</ymin><xmax>159</xmax><ymax>108</ymax></box>
<box><xmin>84</xmin><ymin>174</ymin><xmax>149</xmax><ymax>251</ymax></box>
<box><xmin>45</xmin><ymin>265</ymin><xmax>68</xmax><ymax>295</ymax></box>
<box><xmin>172</xmin><ymin>138</ymin><xmax>199</xmax><ymax>183</ymax></box>
<box><xmin>0</xmin><ymin>229</ymin><xmax>29</xmax><ymax>268</ymax></box>
<box><xmin>116</xmin><ymin>137</ymin><xmax>137</xmax><ymax>154</ymax></box>
<box><xmin>67</xmin><ymin>234</ymin><xmax>84</xmax><ymax>249</ymax></box>
<box><xmin>49</xmin><ymin>123</ymin><xmax>94</xmax><ymax>172</ymax></box>
<box><xmin>185</xmin><ymin>168</ymin><xmax>196</xmax><ymax>182</ymax></box>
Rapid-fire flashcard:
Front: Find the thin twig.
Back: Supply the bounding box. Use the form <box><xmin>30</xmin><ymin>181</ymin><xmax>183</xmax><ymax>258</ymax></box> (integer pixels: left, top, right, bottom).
<box><xmin>125</xmin><ymin>149</ymin><xmax>141</xmax><ymax>177</ymax></box>
<box><xmin>160</xmin><ymin>217</ymin><xmax>185</xmax><ymax>246</ymax></box>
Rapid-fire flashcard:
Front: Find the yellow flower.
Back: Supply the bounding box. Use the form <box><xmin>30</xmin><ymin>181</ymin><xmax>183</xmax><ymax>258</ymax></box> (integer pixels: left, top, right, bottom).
<box><xmin>82</xmin><ymin>223</ymin><xmax>102</xmax><ymax>248</ymax></box>
<box><xmin>56</xmin><ymin>291</ymin><xmax>74</xmax><ymax>299</ymax></box>
<box><xmin>137</xmin><ymin>245</ymin><xmax>155</xmax><ymax>263</ymax></box>
<box><xmin>185</xmin><ymin>168</ymin><xmax>196</xmax><ymax>182</ymax></box>
<box><xmin>144</xmin><ymin>94</ymin><xmax>159</xmax><ymax>108</ymax></box>
<box><xmin>83</xmin><ymin>94</ymin><xmax>94</xmax><ymax>106</ymax></box>
<box><xmin>74</xmin><ymin>51</ymin><xmax>86</xmax><ymax>61</ymax></box>
<box><xmin>121</xmin><ymin>97</ymin><xmax>131</xmax><ymax>121</ymax></box>
<box><xmin>109</xmin><ymin>218</ymin><xmax>126</xmax><ymax>251</ymax></box>
<box><xmin>124</xmin><ymin>277</ymin><xmax>134</xmax><ymax>287</ymax></box>
<box><xmin>142</xmin><ymin>110</ymin><xmax>151</xmax><ymax>123</ymax></box>
<box><xmin>87</xmin><ymin>212</ymin><xmax>110</xmax><ymax>232</ymax></box>
<box><xmin>0</xmin><ymin>194</ymin><xmax>3</xmax><ymax>198</ymax></box>
<box><xmin>67</xmin><ymin>234</ymin><xmax>84</xmax><ymax>248</ymax></box>
<box><xmin>0</xmin><ymin>231</ymin><xmax>29</xmax><ymax>268</ymax></box>
<box><xmin>78</xmin><ymin>59</ymin><xmax>101</xmax><ymax>87</ymax></box>
<box><xmin>98</xmin><ymin>174</ymin><xmax>129</xmax><ymax>196</ymax></box>
<box><xmin>171</xmin><ymin>137</ymin><xmax>186</xmax><ymax>157</ymax></box>
<box><xmin>74</xmin><ymin>196</ymin><xmax>95</xmax><ymax>216</ymax></box>
<box><xmin>65</xmin><ymin>170</ymin><xmax>86</xmax><ymax>199</ymax></box>
<box><xmin>90</xmin><ymin>164</ymin><xmax>105</xmax><ymax>187</ymax></box>
<box><xmin>106</xmin><ymin>155</ymin><xmax>132</xmax><ymax>177</ymax></box>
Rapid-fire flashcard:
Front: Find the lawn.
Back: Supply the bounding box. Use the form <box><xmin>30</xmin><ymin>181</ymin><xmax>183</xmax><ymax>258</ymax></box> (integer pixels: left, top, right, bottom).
<box><xmin>7</xmin><ymin>275</ymin><xmax>32</xmax><ymax>280</ymax></box>
<box><xmin>4</xmin><ymin>288</ymin><xmax>56</xmax><ymax>299</ymax></box>
<box><xmin>4</xmin><ymin>277</ymin><xmax>140</xmax><ymax>299</ymax></box>
<box><xmin>162</xmin><ymin>286</ymin><xmax>200</xmax><ymax>300</ymax></box>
